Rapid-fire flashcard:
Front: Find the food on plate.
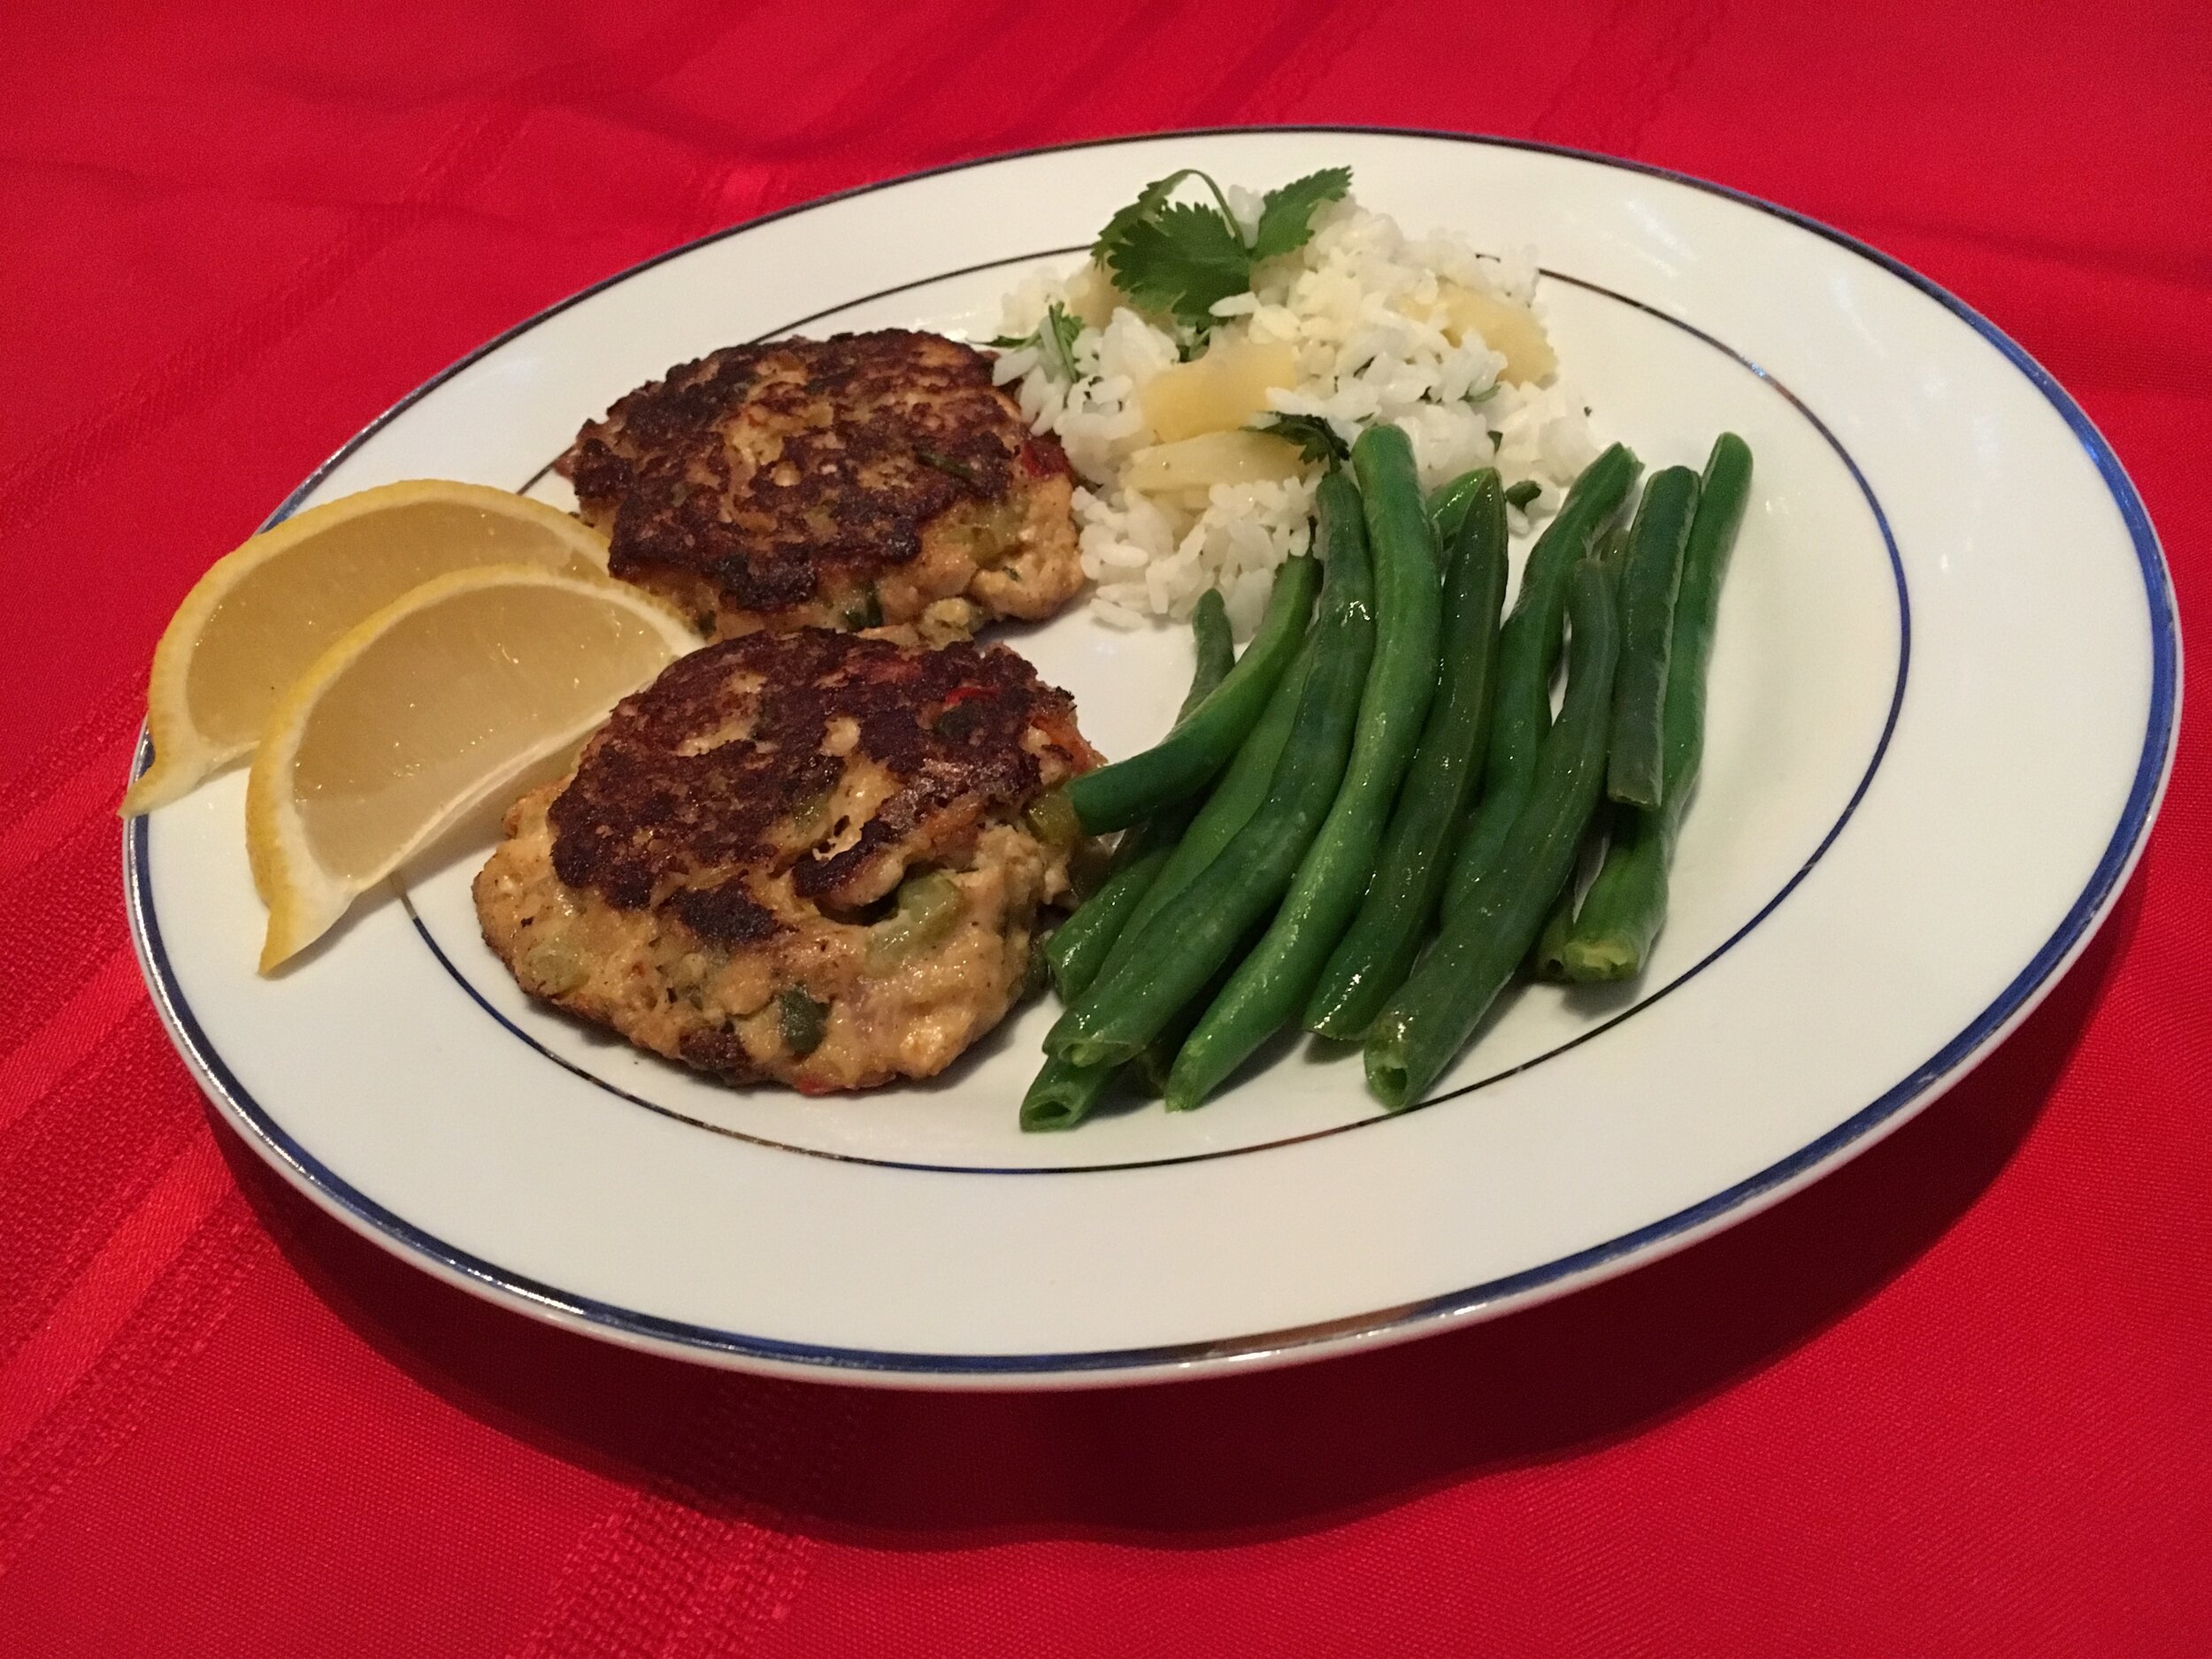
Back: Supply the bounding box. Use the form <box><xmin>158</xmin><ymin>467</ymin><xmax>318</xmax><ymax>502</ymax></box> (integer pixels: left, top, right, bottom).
<box><xmin>1009</xmin><ymin>252</ymin><xmax>1752</xmax><ymax>1127</ymax></box>
<box><xmin>1605</xmin><ymin>467</ymin><xmax>1704</xmax><ymax>810</ymax></box>
<box><xmin>1301</xmin><ymin>466</ymin><xmax>1507</xmax><ymax>1040</ymax></box>
<box><xmin>1140</xmin><ymin>338</ymin><xmax>1300</xmax><ymax>443</ymax></box>
<box><xmin>1439</xmin><ymin>444</ymin><xmax>1645</xmax><ymax>923</ymax></box>
<box><xmin>248</xmin><ymin>565</ymin><xmax>700</xmax><ymax>971</ymax></box>
<box><xmin>1061</xmin><ymin>549</ymin><xmax>1319</xmax><ymax>833</ymax></box>
<box><xmin>1102</xmin><ymin>625</ymin><xmax>1316</xmax><ymax>989</ymax></box>
<box><xmin>1163</xmin><ymin>426</ymin><xmax>1442</xmax><ymax>1109</ymax></box>
<box><xmin>1028</xmin><ymin>595</ymin><xmax>1330</xmax><ymax>1132</ymax></box>
<box><xmin>1549</xmin><ymin>435</ymin><xmax>1755</xmax><ymax>981</ymax></box>
<box><xmin>557</xmin><ymin>329</ymin><xmax>1085</xmax><ymax>644</ymax></box>
<box><xmin>472</xmin><ymin>627</ymin><xmax>1100</xmax><ymax>1093</ymax></box>
<box><xmin>1042</xmin><ymin>589</ymin><xmax>1236</xmax><ymax>1002</ymax></box>
<box><xmin>989</xmin><ymin>166</ymin><xmax>1597</xmax><ymax>635</ymax></box>
<box><xmin>1365</xmin><ymin>558</ymin><xmax>1621</xmax><ymax>1109</ymax></box>
<box><xmin>131</xmin><ymin>150</ymin><xmax>1758</xmax><ymax>1131</ymax></box>
<box><xmin>121</xmin><ymin>480</ymin><xmax>610</xmax><ymax>815</ymax></box>
<box><xmin>1431</xmin><ymin>466</ymin><xmax>1534</xmax><ymax>546</ymax></box>
<box><xmin>1043</xmin><ymin>469</ymin><xmax>1377</xmax><ymax>1074</ymax></box>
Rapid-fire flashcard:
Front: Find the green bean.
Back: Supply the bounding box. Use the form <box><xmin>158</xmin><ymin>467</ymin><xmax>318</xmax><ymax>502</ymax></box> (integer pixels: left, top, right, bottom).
<box><xmin>1559</xmin><ymin>434</ymin><xmax>1753</xmax><ymax>980</ymax></box>
<box><xmin>1133</xmin><ymin>1030</ymin><xmax>1181</xmax><ymax>1098</ymax></box>
<box><xmin>1164</xmin><ymin>425</ymin><xmax>1442</xmax><ymax>1108</ymax></box>
<box><xmin>1133</xmin><ymin>937</ymin><xmax>1253</xmax><ymax>1094</ymax></box>
<box><xmin>1045</xmin><ymin>831</ymin><xmax>1174</xmax><ymax>1000</ymax></box>
<box><xmin>1021</xmin><ymin>1055</ymin><xmax>1123</xmax><ymax>1132</ymax></box>
<box><xmin>1031</xmin><ymin>677</ymin><xmax>1247</xmax><ymax>1118</ymax></box>
<box><xmin>1096</xmin><ymin>635</ymin><xmax>1315</xmax><ymax>987</ymax></box>
<box><xmin>1044</xmin><ymin>592</ymin><xmax>1238</xmax><ymax>1000</ymax></box>
<box><xmin>1029</xmin><ymin>618</ymin><xmax>1241</xmax><ymax>1124</ymax></box>
<box><xmin>1529</xmin><ymin>876</ymin><xmax>1580</xmax><ymax>982</ymax></box>
<box><xmin>1064</xmin><ymin>555</ymin><xmax>1318</xmax><ymax>833</ymax></box>
<box><xmin>1527</xmin><ymin>811</ymin><xmax>1608</xmax><ymax>982</ymax></box>
<box><xmin>1365</xmin><ymin>557</ymin><xmax>1622</xmax><ymax>1110</ymax></box>
<box><xmin>1428</xmin><ymin>467</ymin><xmax>1491</xmax><ymax>553</ymax></box>
<box><xmin>1181</xmin><ymin>588</ymin><xmax>1237</xmax><ymax>710</ymax></box>
<box><xmin>1554</xmin><ymin>809</ymin><xmax>1660</xmax><ymax>981</ymax></box>
<box><xmin>1303</xmin><ymin>468</ymin><xmax>1509</xmax><ymax>1039</ymax></box>
<box><xmin>1440</xmin><ymin>442</ymin><xmax>1641</xmax><ymax>923</ymax></box>
<box><xmin>1606</xmin><ymin>466</ymin><xmax>1701</xmax><ymax>810</ymax></box>
<box><xmin>1045</xmin><ymin>475</ymin><xmax>1375</xmax><ymax>1068</ymax></box>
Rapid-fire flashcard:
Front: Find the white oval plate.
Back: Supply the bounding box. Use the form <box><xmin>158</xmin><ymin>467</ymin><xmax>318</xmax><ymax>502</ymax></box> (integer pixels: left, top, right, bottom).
<box><xmin>127</xmin><ymin>129</ymin><xmax>2178</xmax><ymax>1388</ymax></box>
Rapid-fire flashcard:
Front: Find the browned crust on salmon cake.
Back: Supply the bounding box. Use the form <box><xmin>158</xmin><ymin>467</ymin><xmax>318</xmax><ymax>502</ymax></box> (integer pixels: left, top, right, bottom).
<box><xmin>557</xmin><ymin>329</ymin><xmax>1085</xmax><ymax>642</ymax></box>
<box><xmin>472</xmin><ymin>628</ymin><xmax>1099</xmax><ymax>1094</ymax></box>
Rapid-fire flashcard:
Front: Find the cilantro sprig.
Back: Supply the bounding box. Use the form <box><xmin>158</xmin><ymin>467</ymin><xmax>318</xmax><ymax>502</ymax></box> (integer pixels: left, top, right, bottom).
<box><xmin>1252</xmin><ymin>413</ymin><xmax>1349</xmax><ymax>469</ymax></box>
<box><xmin>990</xmin><ymin>300</ymin><xmax>1085</xmax><ymax>380</ymax></box>
<box><xmin>1094</xmin><ymin>166</ymin><xmax>1352</xmax><ymax>336</ymax></box>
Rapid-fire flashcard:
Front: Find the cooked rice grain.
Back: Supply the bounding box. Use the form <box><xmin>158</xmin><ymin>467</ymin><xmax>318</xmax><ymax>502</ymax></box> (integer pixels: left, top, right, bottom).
<box><xmin>992</xmin><ymin>195</ymin><xmax>1601</xmax><ymax>632</ymax></box>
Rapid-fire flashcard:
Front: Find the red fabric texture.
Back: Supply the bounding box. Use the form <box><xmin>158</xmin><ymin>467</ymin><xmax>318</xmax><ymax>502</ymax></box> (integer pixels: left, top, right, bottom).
<box><xmin>3</xmin><ymin>2</ymin><xmax>2208</xmax><ymax>1652</ymax></box>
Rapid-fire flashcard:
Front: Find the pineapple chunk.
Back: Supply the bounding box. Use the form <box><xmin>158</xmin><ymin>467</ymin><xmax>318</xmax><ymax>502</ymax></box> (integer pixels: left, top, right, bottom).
<box><xmin>1062</xmin><ymin>260</ymin><xmax>1121</xmax><ymax>329</ymax></box>
<box><xmin>1434</xmin><ymin>284</ymin><xmax>1558</xmax><ymax>384</ymax></box>
<box><xmin>1140</xmin><ymin>337</ymin><xmax>1301</xmax><ymax>442</ymax></box>
<box><xmin>1124</xmin><ymin>430</ymin><xmax>1308</xmax><ymax>499</ymax></box>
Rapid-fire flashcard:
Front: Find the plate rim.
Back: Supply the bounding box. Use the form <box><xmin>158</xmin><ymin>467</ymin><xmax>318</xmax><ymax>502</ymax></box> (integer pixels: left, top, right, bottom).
<box><xmin>124</xmin><ymin>126</ymin><xmax>2183</xmax><ymax>1386</ymax></box>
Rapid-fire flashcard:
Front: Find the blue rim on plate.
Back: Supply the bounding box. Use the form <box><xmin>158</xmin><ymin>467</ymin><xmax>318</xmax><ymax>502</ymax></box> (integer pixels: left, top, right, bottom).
<box><xmin>124</xmin><ymin>127</ymin><xmax>2180</xmax><ymax>1380</ymax></box>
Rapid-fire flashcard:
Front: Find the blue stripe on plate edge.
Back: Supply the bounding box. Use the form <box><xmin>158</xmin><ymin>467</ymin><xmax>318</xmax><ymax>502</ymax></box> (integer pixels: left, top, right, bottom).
<box><xmin>126</xmin><ymin>127</ymin><xmax>2181</xmax><ymax>1379</ymax></box>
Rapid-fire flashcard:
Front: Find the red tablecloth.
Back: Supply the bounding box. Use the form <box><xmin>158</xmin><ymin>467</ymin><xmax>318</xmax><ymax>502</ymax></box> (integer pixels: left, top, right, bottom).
<box><xmin>4</xmin><ymin>3</ymin><xmax>2207</xmax><ymax>1653</ymax></box>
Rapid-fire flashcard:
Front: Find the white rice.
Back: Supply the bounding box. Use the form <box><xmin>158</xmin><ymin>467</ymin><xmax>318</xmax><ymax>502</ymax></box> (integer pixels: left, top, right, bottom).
<box><xmin>989</xmin><ymin>191</ymin><xmax>1601</xmax><ymax>635</ymax></box>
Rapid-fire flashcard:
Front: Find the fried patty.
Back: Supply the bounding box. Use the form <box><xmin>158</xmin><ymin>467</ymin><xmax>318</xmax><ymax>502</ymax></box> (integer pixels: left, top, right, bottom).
<box><xmin>557</xmin><ymin>329</ymin><xmax>1085</xmax><ymax>643</ymax></box>
<box><xmin>473</xmin><ymin>628</ymin><xmax>1099</xmax><ymax>1093</ymax></box>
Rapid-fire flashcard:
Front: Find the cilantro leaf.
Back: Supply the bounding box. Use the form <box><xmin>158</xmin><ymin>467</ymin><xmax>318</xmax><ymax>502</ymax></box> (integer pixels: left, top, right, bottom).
<box><xmin>1505</xmin><ymin>479</ymin><xmax>1542</xmax><ymax>510</ymax></box>
<box><xmin>1094</xmin><ymin>170</ymin><xmax>1208</xmax><ymax>264</ymax></box>
<box><xmin>1042</xmin><ymin>302</ymin><xmax>1083</xmax><ymax>379</ymax></box>
<box><xmin>1094</xmin><ymin>165</ymin><xmax>1355</xmax><ymax>335</ymax></box>
<box><xmin>1249</xmin><ymin>167</ymin><xmax>1353</xmax><ymax>263</ymax></box>
<box><xmin>1102</xmin><ymin>200</ymin><xmax>1253</xmax><ymax>331</ymax></box>
<box><xmin>1254</xmin><ymin>413</ymin><xmax>1348</xmax><ymax>469</ymax></box>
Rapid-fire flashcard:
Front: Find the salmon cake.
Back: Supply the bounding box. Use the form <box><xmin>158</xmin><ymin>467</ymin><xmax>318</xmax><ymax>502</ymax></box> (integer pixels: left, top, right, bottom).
<box><xmin>557</xmin><ymin>329</ymin><xmax>1086</xmax><ymax>643</ymax></box>
<box><xmin>472</xmin><ymin>628</ymin><xmax>1099</xmax><ymax>1093</ymax></box>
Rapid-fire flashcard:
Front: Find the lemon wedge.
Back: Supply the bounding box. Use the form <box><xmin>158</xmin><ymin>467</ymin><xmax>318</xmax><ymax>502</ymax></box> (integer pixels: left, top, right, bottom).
<box><xmin>245</xmin><ymin>565</ymin><xmax>698</xmax><ymax>972</ymax></box>
<box><xmin>123</xmin><ymin>480</ymin><xmax>611</xmax><ymax>815</ymax></box>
